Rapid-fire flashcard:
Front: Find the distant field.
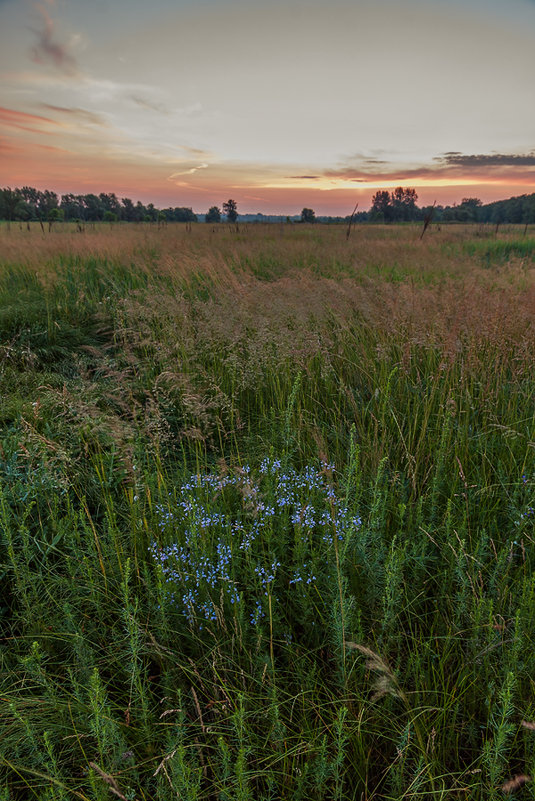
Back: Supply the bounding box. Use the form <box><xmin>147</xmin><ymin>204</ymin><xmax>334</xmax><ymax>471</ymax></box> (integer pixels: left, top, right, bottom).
<box><xmin>2</xmin><ymin>222</ymin><xmax>535</xmax><ymax>800</ymax></box>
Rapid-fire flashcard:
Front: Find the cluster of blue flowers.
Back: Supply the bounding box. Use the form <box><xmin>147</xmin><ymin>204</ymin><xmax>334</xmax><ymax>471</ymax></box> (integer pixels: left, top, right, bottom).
<box><xmin>149</xmin><ymin>457</ymin><xmax>361</xmax><ymax>630</ymax></box>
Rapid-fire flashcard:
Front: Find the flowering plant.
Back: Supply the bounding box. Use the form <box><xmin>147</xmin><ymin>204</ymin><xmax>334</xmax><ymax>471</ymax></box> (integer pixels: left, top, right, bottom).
<box><xmin>149</xmin><ymin>457</ymin><xmax>361</xmax><ymax>633</ymax></box>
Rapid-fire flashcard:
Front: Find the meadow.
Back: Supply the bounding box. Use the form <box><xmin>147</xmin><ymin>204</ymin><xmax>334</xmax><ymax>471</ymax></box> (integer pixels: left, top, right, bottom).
<box><xmin>1</xmin><ymin>220</ymin><xmax>535</xmax><ymax>800</ymax></box>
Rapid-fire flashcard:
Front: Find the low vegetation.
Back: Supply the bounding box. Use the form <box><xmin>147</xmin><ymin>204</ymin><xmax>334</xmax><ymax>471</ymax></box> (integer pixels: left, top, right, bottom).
<box><xmin>2</xmin><ymin>222</ymin><xmax>535</xmax><ymax>799</ymax></box>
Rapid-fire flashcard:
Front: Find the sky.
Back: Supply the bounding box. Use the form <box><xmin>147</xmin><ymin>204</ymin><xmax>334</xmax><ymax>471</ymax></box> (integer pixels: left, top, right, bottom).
<box><xmin>1</xmin><ymin>0</ymin><xmax>535</xmax><ymax>215</ymax></box>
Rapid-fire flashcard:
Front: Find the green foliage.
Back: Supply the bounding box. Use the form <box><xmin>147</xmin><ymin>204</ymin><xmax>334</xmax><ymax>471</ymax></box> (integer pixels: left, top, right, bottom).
<box><xmin>300</xmin><ymin>207</ymin><xmax>316</xmax><ymax>223</ymax></box>
<box><xmin>463</xmin><ymin>236</ymin><xmax>535</xmax><ymax>263</ymax></box>
<box><xmin>3</xmin><ymin>184</ymin><xmax>535</xmax><ymax>226</ymax></box>
<box><xmin>371</xmin><ymin>187</ymin><xmax>419</xmax><ymax>222</ymax></box>
<box><xmin>223</xmin><ymin>199</ymin><xmax>238</xmax><ymax>224</ymax></box>
<box><xmin>205</xmin><ymin>205</ymin><xmax>221</xmax><ymax>223</ymax></box>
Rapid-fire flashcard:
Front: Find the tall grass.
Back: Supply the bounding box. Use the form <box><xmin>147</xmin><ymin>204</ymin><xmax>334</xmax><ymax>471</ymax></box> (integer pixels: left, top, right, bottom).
<box><xmin>1</xmin><ymin>222</ymin><xmax>535</xmax><ymax>799</ymax></box>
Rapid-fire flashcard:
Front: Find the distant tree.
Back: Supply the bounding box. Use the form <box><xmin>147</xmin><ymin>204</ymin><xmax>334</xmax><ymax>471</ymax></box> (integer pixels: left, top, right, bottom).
<box><xmin>370</xmin><ymin>188</ymin><xmax>418</xmax><ymax>222</ymax></box>
<box><xmin>19</xmin><ymin>186</ymin><xmax>39</xmax><ymax>204</ymax></box>
<box><xmin>16</xmin><ymin>187</ymin><xmax>57</xmax><ymax>222</ymax></box>
<box><xmin>1</xmin><ymin>188</ymin><xmax>23</xmax><ymax>227</ymax></box>
<box><xmin>172</xmin><ymin>207</ymin><xmax>197</xmax><ymax>223</ymax></box>
<box><xmin>146</xmin><ymin>203</ymin><xmax>158</xmax><ymax>223</ymax></box>
<box><xmin>47</xmin><ymin>207</ymin><xmax>64</xmax><ymax>231</ymax></box>
<box><xmin>508</xmin><ymin>197</ymin><xmax>524</xmax><ymax>225</ymax></box>
<box><xmin>15</xmin><ymin>201</ymin><xmax>32</xmax><ymax>223</ymax></box>
<box><xmin>454</xmin><ymin>197</ymin><xmax>482</xmax><ymax>222</ymax></box>
<box><xmin>522</xmin><ymin>195</ymin><xmax>535</xmax><ymax>234</ymax></box>
<box><xmin>391</xmin><ymin>187</ymin><xmax>418</xmax><ymax>221</ymax></box>
<box><xmin>84</xmin><ymin>194</ymin><xmax>103</xmax><ymax>221</ymax></box>
<box><xmin>38</xmin><ymin>190</ymin><xmax>59</xmax><ymax>219</ymax></box>
<box><xmin>13</xmin><ymin>182</ymin><xmax>535</xmax><ymax>229</ymax></box>
<box><xmin>103</xmin><ymin>210</ymin><xmax>118</xmax><ymax>224</ymax></box>
<box><xmin>61</xmin><ymin>193</ymin><xmax>84</xmax><ymax>220</ymax></box>
<box><xmin>223</xmin><ymin>199</ymin><xmax>238</xmax><ymax>224</ymax></box>
<box><xmin>420</xmin><ymin>204</ymin><xmax>443</xmax><ymax>223</ymax></box>
<box><xmin>524</xmin><ymin>195</ymin><xmax>535</xmax><ymax>224</ymax></box>
<box><xmin>300</xmin><ymin>207</ymin><xmax>316</xmax><ymax>223</ymax></box>
<box><xmin>166</xmin><ymin>208</ymin><xmax>186</xmax><ymax>222</ymax></box>
<box><xmin>491</xmin><ymin>203</ymin><xmax>506</xmax><ymax>233</ymax></box>
<box><xmin>460</xmin><ymin>197</ymin><xmax>482</xmax><ymax>209</ymax></box>
<box><xmin>99</xmin><ymin>192</ymin><xmax>121</xmax><ymax>218</ymax></box>
<box><xmin>19</xmin><ymin>186</ymin><xmax>41</xmax><ymax>219</ymax></box>
<box><xmin>135</xmin><ymin>201</ymin><xmax>147</xmax><ymax>222</ymax></box>
<box><xmin>121</xmin><ymin>197</ymin><xmax>135</xmax><ymax>222</ymax></box>
<box><xmin>370</xmin><ymin>190</ymin><xmax>392</xmax><ymax>222</ymax></box>
<box><xmin>205</xmin><ymin>206</ymin><xmax>221</xmax><ymax>223</ymax></box>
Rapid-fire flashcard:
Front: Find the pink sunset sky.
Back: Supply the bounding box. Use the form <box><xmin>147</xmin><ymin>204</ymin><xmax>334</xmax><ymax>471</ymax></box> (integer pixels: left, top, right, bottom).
<box><xmin>1</xmin><ymin>0</ymin><xmax>535</xmax><ymax>214</ymax></box>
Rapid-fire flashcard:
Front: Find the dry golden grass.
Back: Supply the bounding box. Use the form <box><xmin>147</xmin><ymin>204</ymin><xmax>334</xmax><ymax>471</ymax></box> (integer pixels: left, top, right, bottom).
<box><xmin>1</xmin><ymin>219</ymin><xmax>534</xmax><ymax>281</ymax></box>
<box><xmin>4</xmin><ymin>220</ymin><xmax>535</xmax><ymax>385</ymax></box>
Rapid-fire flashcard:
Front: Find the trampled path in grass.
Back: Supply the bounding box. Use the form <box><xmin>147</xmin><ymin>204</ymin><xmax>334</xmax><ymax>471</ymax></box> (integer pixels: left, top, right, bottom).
<box><xmin>1</xmin><ymin>221</ymin><xmax>535</xmax><ymax>799</ymax></box>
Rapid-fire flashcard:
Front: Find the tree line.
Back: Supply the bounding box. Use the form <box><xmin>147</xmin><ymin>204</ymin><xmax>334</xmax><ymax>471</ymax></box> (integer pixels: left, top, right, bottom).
<box><xmin>1</xmin><ymin>185</ymin><xmax>535</xmax><ymax>227</ymax></box>
<box><xmin>367</xmin><ymin>188</ymin><xmax>535</xmax><ymax>225</ymax></box>
<box><xmin>0</xmin><ymin>187</ymin><xmax>199</xmax><ymax>225</ymax></box>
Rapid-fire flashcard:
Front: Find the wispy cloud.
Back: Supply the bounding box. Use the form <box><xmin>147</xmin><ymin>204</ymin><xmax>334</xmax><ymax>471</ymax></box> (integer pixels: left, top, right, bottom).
<box><xmin>438</xmin><ymin>151</ymin><xmax>535</xmax><ymax>167</ymax></box>
<box><xmin>130</xmin><ymin>95</ymin><xmax>169</xmax><ymax>114</ymax></box>
<box><xmin>168</xmin><ymin>163</ymin><xmax>209</xmax><ymax>180</ymax></box>
<box><xmin>40</xmin><ymin>103</ymin><xmax>108</xmax><ymax>126</ymax></box>
<box><xmin>0</xmin><ymin>137</ymin><xmax>22</xmax><ymax>154</ymax></box>
<box><xmin>181</xmin><ymin>145</ymin><xmax>212</xmax><ymax>158</ymax></box>
<box><xmin>322</xmin><ymin>150</ymin><xmax>535</xmax><ymax>184</ymax></box>
<box><xmin>29</xmin><ymin>0</ymin><xmax>79</xmax><ymax>77</ymax></box>
<box><xmin>0</xmin><ymin>104</ymin><xmax>61</xmax><ymax>134</ymax></box>
<box><xmin>129</xmin><ymin>96</ymin><xmax>203</xmax><ymax>117</ymax></box>
<box><xmin>0</xmin><ymin>105</ymin><xmax>58</xmax><ymax>126</ymax></box>
<box><xmin>35</xmin><ymin>142</ymin><xmax>70</xmax><ymax>153</ymax></box>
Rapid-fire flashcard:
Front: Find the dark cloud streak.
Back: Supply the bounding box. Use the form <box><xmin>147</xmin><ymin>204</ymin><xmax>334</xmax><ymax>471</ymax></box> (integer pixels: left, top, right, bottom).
<box><xmin>40</xmin><ymin>104</ymin><xmax>108</xmax><ymax>126</ymax></box>
<box><xmin>323</xmin><ymin>150</ymin><xmax>535</xmax><ymax>183</ymax></box>
<box><xmin>29</xmin><ymin>2</ymin><xmax>79</xmax><ymax>77</ymax></box>
<box><xmin>440</xmin><ymin>152</ymin><xmax>535</xmax><ymax>167</ymax></box>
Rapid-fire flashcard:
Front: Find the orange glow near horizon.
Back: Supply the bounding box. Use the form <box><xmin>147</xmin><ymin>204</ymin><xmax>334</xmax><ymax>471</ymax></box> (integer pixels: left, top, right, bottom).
<box><xmin>1</xmin><ymin>0</ymin><xmax>534</xmax><ymax>216</ymax></box>
<box><xmin>2</xmin><ymin>106</ymin><xmax>533</xmax><ymax>214</ymax></box>
<box><xmin>0</xmin><ymin>161</ymin><xmax>535</xmax><ymax>215</ymax></box>
<box><xmin>1</xmin><ymin>131</ymin><xmax>533</xmax><ymax>215</ymax></box>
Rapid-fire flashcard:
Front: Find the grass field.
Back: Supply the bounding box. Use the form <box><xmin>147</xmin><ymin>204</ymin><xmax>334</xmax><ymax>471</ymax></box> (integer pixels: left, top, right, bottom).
<box><xmin>2</xmin><ymin>221</ymin><xmax>535</xmax><ymax>800</ymax></box>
